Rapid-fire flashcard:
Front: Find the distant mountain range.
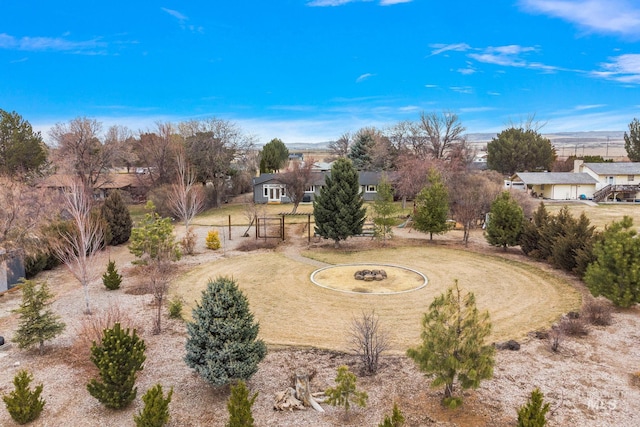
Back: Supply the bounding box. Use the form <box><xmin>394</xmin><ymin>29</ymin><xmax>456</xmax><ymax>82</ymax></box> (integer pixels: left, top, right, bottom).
<box><xmin>282</xmin><ymin>131</ymin><xmax>626</xmax><ymax>151</ymax></box>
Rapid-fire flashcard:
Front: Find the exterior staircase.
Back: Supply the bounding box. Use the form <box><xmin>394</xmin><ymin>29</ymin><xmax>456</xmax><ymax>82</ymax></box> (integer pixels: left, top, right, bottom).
<box><xmin>592</xmin><ymin>184</ymin><xmax>640</xmax><ymax>203</ymax></box>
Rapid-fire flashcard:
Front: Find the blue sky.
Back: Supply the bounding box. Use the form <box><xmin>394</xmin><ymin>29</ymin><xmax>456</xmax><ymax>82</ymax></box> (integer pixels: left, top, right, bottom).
<box><xmin>2</xmin><ymin>0</ymin><xmax>640</xmax><ymax>144</ymax></box>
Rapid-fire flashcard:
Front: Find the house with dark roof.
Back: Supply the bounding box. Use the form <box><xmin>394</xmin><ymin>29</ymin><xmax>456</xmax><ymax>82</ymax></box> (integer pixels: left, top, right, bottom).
<box><xmin>252</xmin><ymin>171</ymin><xmax>388</xmax><ymax>204</ymax></box>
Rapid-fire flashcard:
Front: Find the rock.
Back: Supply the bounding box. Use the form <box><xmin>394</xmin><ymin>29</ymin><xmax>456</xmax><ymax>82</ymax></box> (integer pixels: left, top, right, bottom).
<box><xmin>496</xmin><ymin>340</ymin><xmax>520</xmax><ymax>351</ymax></box>
<box><xmin>374</xmin><ymin>274</ymin><xmax>384</xmax><ymax>281</ymax></box>
<box><xmin>567</xmin><ymin>311</ymin><xmax>580</xmax><ymax>319</ymax></box>
<box><xmin>364</xmin><ymin>274</ymin><xmax>374</xmax><ymax>282</ymax></box>
<box><xmin>0</xmin><ymin>336</ymin><xmax>4</xmax><ymax>346</ymax></box>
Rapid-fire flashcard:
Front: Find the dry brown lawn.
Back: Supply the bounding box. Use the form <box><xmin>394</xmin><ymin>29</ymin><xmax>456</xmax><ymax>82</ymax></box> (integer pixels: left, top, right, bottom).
<box><xmin>172</xmin><ymin>242</ymin><xmax>580</xmax><ymax>354</ymax></box>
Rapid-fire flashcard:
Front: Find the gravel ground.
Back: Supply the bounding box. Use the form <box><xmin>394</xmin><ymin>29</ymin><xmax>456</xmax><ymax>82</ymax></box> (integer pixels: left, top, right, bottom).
<box><xmin>0</xmin><ymin>225</ymin><xmax>639</xmax><ymax>426</ymax></box>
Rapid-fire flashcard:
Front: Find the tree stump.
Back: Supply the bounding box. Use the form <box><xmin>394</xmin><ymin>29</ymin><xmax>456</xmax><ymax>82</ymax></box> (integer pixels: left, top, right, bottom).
<box><xmin>294</xmin><ymin>369</ymin><xmax>324</xmax><ymax>412</ymax></box>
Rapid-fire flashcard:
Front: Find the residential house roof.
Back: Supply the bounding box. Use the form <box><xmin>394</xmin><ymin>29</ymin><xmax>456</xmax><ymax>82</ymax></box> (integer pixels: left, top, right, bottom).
<box><xmin>39</xmin><ymin>173</ymin><xmax>151</xmax><ymax>189</ymax></box>
<box><xmin>582</xmin><ymin>162</ymin><xmax>640</xmax><ymax>175</ymax></box>
<box><xmin>515</xmin><ymin>172</ymin><xmax>598</xmax><ymax>185</ymax></box>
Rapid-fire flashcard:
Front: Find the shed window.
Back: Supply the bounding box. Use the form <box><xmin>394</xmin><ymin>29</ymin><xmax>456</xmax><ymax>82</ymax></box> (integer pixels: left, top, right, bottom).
<box><xmin>365</xmin><ymin>185</ymin><xmax>377</xmax><ymax>193</ymax></box>
<box><xmin>629</xmin><ymin>175</ymin><xmax>635</xmax><ymax>182</ymax></box>
<box><xmin>304</xmin><ymin>185</ymin><xmax>315</xmax><ymax>193</ymax></box>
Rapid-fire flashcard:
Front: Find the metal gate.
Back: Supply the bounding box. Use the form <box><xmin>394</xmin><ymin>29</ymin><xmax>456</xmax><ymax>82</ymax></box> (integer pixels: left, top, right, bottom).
<box><xmin>256</xmin><ymin>216</ymin><xmax>285</xmax><ymax>240</ymax></box>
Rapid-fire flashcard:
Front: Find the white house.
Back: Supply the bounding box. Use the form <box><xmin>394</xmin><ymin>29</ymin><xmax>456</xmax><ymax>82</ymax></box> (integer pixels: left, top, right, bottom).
<box><xmin>513</xmin><ymin>172</ymin><xmax>598</xmax><ymax>200</ymax></box>
<box><xmin>575</xmin><ymin>161</ymin><xmax>640</xmax><ymax>202</ymax></box>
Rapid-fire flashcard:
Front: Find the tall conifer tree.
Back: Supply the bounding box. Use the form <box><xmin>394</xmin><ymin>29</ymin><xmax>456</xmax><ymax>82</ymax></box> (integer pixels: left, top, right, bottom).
<box><xmin>101</xmin><ymin>190</ymin><xmax>132</xmax><ymax>245</ymax></box>
<box><xmin>485</xmin><ymin>191</ymin><xmax>524</xmax><ymax>251</ymax></box>
<box><xmin>313</xmin><ymin>158</ymin><xmax>366</xmax><ymax>247</ymax></box>
<box><xmin>413</xmin><ymin>168</ymin><xmax>450</xmax><ymax>240</ymax></box>
<box><xmin>12</xmin><ymin>280</ymin><xmax>65</xmax><ymax>355</ymax></box>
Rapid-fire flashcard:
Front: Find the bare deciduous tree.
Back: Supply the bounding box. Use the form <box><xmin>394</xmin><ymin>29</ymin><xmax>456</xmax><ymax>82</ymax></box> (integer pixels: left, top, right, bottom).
<box><xmin>53</xmin><ymin>180</ymin><xmax>105</xmax><ymax>314</ymax></box>
<box><xmin>168</xmin><ymin>154</ymin><xmax>204</xmax><ymax>230</ymax></box>
<box><xmin>328</xmin><ymin>132</ymin><xmax>351</xmax><ymax>160</ymax></box>
<box><xmin>49</xmin><ymin>117</ymin><xmax>112</xmax><ymax>189</ymax></box>
<box><xmin>181</xmin><ymin>118</ymin><xmax>255</xmax><ymax>207</ymax></box>
<box><xmin>448</xmin><ymin>171</ymin><xmax>502</xmax><ymax>245</ymax></box>
<box><xmin>144</xmin><ymin>258</ymin><xmax>174</xmax><ymax>335</ymax></box>
<box><xmin>242</xmin><ymin>195</ymin><xmax>265</xmax><ymax>237</ymax></box>
<box><xmin>419</xmin><ymin>111</ymin><xmax>466</xmax><ymax>160</ymax></box>
<box><xmin>278</xmin><ymin>158</ymin><xmax>314</xmax><ymax>213</ymax></box>
<box><xmin>386</xmin><ymin>120</ymin><xmax>429</xmax><ymax>159</ymax></box>
<box><xmin>0</xmin><ymin>177</ymin><xmax>58</xmax><ymax>255</ymax></box>
<box><xmin>134</xmin><ymin>122</ymin><xmax>181</xmax><ymax>187</ymax></box>
<box><xmin>104</xmin><ymin>125</ymin><xmax>137</xmax><ymax>173</ymax></box>
<box><xmin>349</xmin><ymin>310</ymin><xmax>390</xmax><ymax>375</ymax></box>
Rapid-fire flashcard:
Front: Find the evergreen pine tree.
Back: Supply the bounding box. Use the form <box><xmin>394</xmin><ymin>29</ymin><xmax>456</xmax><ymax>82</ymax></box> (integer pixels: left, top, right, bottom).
<box><xmin>102</xmin><ymin>259</ymin><xmax>123</xmax><ymax>290</ymax></box>
<box><xmin>12</xmin><ymin>280</ymin><xmax>65</xmax><ymax>355</ymax></box>
<box><xmin>129</xmin><ymin>201</ymin><xmax>181</xmax><ymax>264</ymax></box>
<box><xmin>584</xmin><ymin>216</ymin><xmax>640</xmax><ymax>307</ymax></box>
<box><xmin>413</xmin><ymin>168</ymin><xmax>451</xmax><ymax>240</ymax></box>
<box><xmin>313</xmin><ymin>158</ymin><xmax>366</xmax><ymax>247</ymax></box>
<box><xmin>348</xmin><ymin>131</ymin><xmax>374</xmax><ymax>170</ymax></box>
<box><xmin>551</xmin><ymin>211</ymin><xmax>595</xmax><ymax>272</ymax></box>
<box><xmin>517</xmin><ymin>388</ymin><xmax>550</xmax><ymax>427</ymax></box>
<box><xmin>325</xmin><ymin>365</ymin><xmax>368</xmax><ymax>421</ymax></box>
<box><xmin>226</xmin><ymin>380</ymin><xmax>257</xmax><ymax>427</ymax></box>
<box><xmin>520</xmin><ymin>202</ymin><xmax>549</xmax><ymax>257</ymax></box>
<box><xmin>133</xmin><ymin>384</ymin><xmax>173</xmax><ymax>427</ymax></box>
<box><xmin>2</xmin><ymin>370</ymin><xmax>46</xmax><ymax>425</ymax></box>
<box><xmin>624</xmin><ymin>118</ymin><xmax>640</xmax><ymax>162</ymax></box>
<box><xmin>185</xmin><ymin>277</ymin><xmax>267</xmax><ymax>387</ymax></box>
<box><xmin>378</xmin><ymin>402</ymin><xmax>405</xmax><ymax>427</ymax></box>
<box><xmin>485</xmin><ymin>191</ymin><xmax>524</xmax><ymax>251</ymax></box>
<box><xmin>101</xmin><ymin>190</ymin><xmax>133</xmax><ymax>245</ymax></box>
<box><xmin>407</xmin><ymin>280</ymin><xmax>494</xmax><ymax>408</ymax></box>
<box><xmin>371</xmin><ymin>174</ymin><xmax>398</xmax><ymax>244</ymax></box>
<box><xmin>87</xmin><ymin>322</ymin><xmax>146</xmax><ymax>409</ymax></box>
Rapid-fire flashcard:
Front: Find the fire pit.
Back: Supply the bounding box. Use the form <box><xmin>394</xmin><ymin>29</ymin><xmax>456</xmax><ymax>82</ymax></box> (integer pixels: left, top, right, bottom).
<box><xmin>310</xmin><ymin>263</ymin><xmax>427</xmax><ymax>294</ymax></box>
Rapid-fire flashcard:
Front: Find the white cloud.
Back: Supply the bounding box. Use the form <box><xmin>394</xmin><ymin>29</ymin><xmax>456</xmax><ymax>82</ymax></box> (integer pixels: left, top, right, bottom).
<box><xmin>520</xmin><ymin>0</ymin><xmax>640</xmax><ymax>38</ymax></box>
<box><xmin>574</xmin><ymin>104</ymin><xmax>606</xmax><ymax>110</ymax></box>
<box><xmin>593</xmin><ymin>54</ymin><xmax>640</xmax><ymax>83</ymax></box>
<box><xmin>307</xmin><ymin>0</ymin><xmax>357</xmax><ymax>6</ymax></box>
<box><xmin>307</xmin><ymin>0</ymin><xmax>408</xmax><ymax>6</ymax></box>
<box><xmin>380</xmin><ymin>0</ymin><xmax>413</xmax><ymax>5</ymax></box>
<box><xmin>457</xmin><ymin>67</ymin><xmax>476</xmax><ymax>75</ymax></box>
<box><xmin>0</xmin><ymin>33</ymin><xmax>106</xmax><ymax>54</ymax></box>
<box><xmin>450</xmin><ymin>86</ymin><xmax>473</xmax><ymax>94</ymax></box>
<box><xmin>429</xmin><ymin>43</ymin><xmax>471</xmax><ymax>56</ymax></box>
<box><xmin>424</xmin><ymin>84</ymin><xmax>438</xmax><ymax>88</ymax></box>
<box><xmin>460</xmin><ymin>107</ymin><xmax>496</xmax><ymax>113</ymax></box>
<box><xmin>469</xmin><ymin>45</ymin><xmax>536</xmax><ymax>67</ymax></box>
<box><xmin>356</xmin><ymin>73</ymin><xmax>374</xmax><ymax>83</ymax></box>
<box><xmin>161</xmin><ymin>7</ymin><xmax>188</xmax><ymax>22</ymax></box>
<box><xmin>161</xmin><ymin>7</ymin><xmax>203</xmax><ymax>33</ymax></box>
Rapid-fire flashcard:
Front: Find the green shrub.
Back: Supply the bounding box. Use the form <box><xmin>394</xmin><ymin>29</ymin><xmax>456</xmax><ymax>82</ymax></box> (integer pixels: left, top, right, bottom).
<box><xmin>87</xmin><ymin>322</ymin><xmax>146</xmax><ymax>409</ymax></box>
<box><xmin>378</xmin><ymin>402</ymin><xmax>405</xmax><ymax>427</ymax></box>
<box><xmin>167</xmin><ymin>297</ymin><xmax>183</xmax><ymax>320</ymax></box>
<box><xmin>2</xmin><ymin>370</ymin><xmax>45</xmax><ymax>425</ymax></box>
<box><xmin>134</xmin><ymin>384</ymin><xmax>173</xmax><ymax>427</ymax></box>
<box><xmin>205</xmin><ymin>230</ymin><xmax>221</xmax><ymax>250</ymax></box>
<box><xmin>325</xmin><ymin>365</ymin><xmax>368</xmax><ymax>421</ymax></box>
<box><xmin>517</xmin><ymin>388</ymin><xmax>550</xmax><ymax>427</ymax></box>
<box><xmin>226</xmin><ymin>380</ymin><xmax>257</xmax><ymax>427</ymax></box>
<box><xmin>102</xmin><ymin>259</ymin><xmax>123</xmax><ymax>290</ymax></box>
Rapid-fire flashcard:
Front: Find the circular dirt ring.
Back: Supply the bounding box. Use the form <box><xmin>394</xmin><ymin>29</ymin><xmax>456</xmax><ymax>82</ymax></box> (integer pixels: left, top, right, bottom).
<box><xmin>310</xmin><ymin>263</ymin><xmax>427</xmax><ymax>294</ymax></box>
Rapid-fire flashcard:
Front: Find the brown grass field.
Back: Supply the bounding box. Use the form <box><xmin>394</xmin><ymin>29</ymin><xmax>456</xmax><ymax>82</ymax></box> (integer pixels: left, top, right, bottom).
<box><xmin>172</xmin><ymin>236</ymin><xmax>580</xmax><ymax>354</ymax></box>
